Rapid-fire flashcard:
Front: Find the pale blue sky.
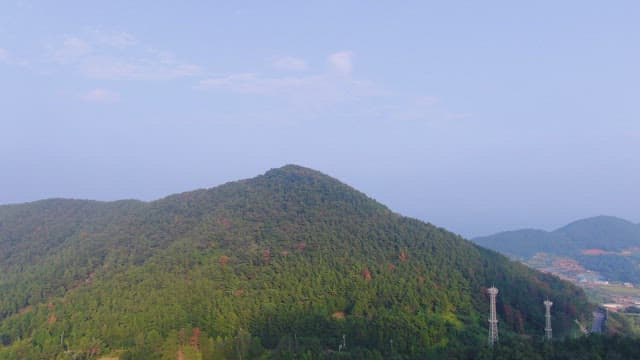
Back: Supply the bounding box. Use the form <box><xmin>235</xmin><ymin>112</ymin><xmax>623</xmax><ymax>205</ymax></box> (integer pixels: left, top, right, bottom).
<box><xmin>1</xmin><ymin>1</ymin><xmax>639</xmax><ymax>237</ymax></box>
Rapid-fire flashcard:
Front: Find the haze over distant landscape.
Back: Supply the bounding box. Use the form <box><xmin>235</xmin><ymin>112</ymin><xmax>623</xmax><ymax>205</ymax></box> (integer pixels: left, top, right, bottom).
<box><xmin>1</xmin><ymin>1</ymin><xmax>639</xmax><ymax>237</ymax></box>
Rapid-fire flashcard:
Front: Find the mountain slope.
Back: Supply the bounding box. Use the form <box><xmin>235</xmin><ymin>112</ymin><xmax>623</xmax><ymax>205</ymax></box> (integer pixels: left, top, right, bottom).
<box><xmin>0</xmin><ymin>165</ymin><xmax>591</xmax><ymax>359</ymax></box>
<box><xmin>473</xmin><ymin>216</ymin><xmax>640</xmax><ymax>283</ymax></box>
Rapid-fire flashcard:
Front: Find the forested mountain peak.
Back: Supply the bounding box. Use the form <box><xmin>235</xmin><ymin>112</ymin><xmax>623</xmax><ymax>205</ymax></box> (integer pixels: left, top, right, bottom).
<box><xmin>265</xmin><ymin>163</ymin><xmax>330</xmax><ymax>178</ymax></box>
<box><xmin>0</xmin><ymin>166</ymin><xmax>592</xmax><ymax>359</ymax></box>
<box><xmin>556</xmin><ymin>215</ymin><xmax>638</xmax><ymax>236</ymax></box>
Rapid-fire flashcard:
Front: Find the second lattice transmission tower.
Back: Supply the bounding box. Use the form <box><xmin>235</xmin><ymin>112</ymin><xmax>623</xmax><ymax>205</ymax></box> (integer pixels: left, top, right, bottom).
<box><xmin>544</xmin><ymin>299</ymin><xmax>553</xmax><ymax>340</ymax></box>
<box><xmin>488</xmin><ymin>286</ymin><xmax>499</xmax><ymax>346</ymax></box>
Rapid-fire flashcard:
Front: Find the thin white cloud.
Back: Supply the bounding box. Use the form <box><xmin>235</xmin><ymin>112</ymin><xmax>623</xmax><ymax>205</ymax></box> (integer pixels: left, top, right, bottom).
<box><xmin>80</xmin><ymin>56</ymin><xmax>201</xmax><ymax>80</ymax></box>
<box><xmin>198</xmin><ymin>71</ymin><xmax>381</xmax><ymax>106</ymax></box>
<box><xmin>49</xmin><ymin>30</ymin><xmax>200</xmax><ymax>80</ymax></box>
<box><xmin>445</xmin><ymin>112</ymin><xmax>472</xmax><ymax>120</ymax></box>
<box><xmin>198</xmin><ymin>50</ymin><xmax>458</xmax><ymax>123</ymax></box>
<box><xmin>328</xmin><ymin>51</ymin><xmax>353</xmax><ymax>75</ymax></box>
<box><xmin>199</xmin><ymin>50</ymin><xmax>375</xmax><ymax>104</ymax></box>
<box><xmin>272</xmin><ymin>56</ymin><xmax>307</xmax><ymax>71</ymax></box>
<box><xmin>81</xmin><ymin>88</ymin><xmax>121</xmax><ymax>103</ymax></box>
<box><xmin>52</xmin><ymin>36</ymin><xmax>92</xmax><ymax>63</ymax></box>
<box><xmin>415</xmin><ymin>95</ymin><xmax>439</xmax><ymax>107</ymax></box>
<box><xmin>0</xmin><ymin>48</ymin><xmax>8</xmax><ymax>62</ymax></box>
<box><xmin>0</xmin><ymin>47</ymin><xmax>28</xmax><ymax>66</ymax></box>
<box><xmin>199</xmin><ymin>73</ymin><xmax>323</xmax><ymax>95</ymax></box>
<box><xmin>95</xmin><ymin>31</ymin><xmax>137</xmax><ymax>48</ymax></box>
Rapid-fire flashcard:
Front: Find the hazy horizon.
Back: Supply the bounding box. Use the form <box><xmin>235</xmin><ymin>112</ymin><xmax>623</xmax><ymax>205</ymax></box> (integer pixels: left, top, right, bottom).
<box><xmin>2</xmin><ymin>1</ymin><xmax>638</xmax><ymax>237</ymax></box>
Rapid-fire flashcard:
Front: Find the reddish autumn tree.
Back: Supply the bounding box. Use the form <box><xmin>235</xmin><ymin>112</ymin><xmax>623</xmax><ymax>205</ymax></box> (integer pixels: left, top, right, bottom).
<box><xmin>399</xmin><ymin>251</ymin><xmax>408</xmax><ymax>262</ymax></box>
<box><xmin>362</xmin><ymin>267</ymin><xmax>372</xmax><ymax>281</ymax></box>
<box><xmin>262</xmin><ymin>249</ymin><xmax>271</xmax><ymax>264</ymax></box>
<box><xmin>190</xmin><ymin>327</ymin><xmax>201</xmax><ymax>350</ymax></box>
<box><xmin>503</xmin><ymin>303</ymin><xmax>514</xmax><ymax>325</ymax></box>
<box><xmin>219</xmin><ymin>255</ymin><xmax>230</xmax><ymax>267</ymax></box>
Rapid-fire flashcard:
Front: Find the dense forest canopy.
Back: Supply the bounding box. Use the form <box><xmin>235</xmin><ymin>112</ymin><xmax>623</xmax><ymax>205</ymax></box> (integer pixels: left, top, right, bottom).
<box><xmin>0</xmin><ymin>165</ymin><xmax>596</xmax><ymax>359</ymax></box>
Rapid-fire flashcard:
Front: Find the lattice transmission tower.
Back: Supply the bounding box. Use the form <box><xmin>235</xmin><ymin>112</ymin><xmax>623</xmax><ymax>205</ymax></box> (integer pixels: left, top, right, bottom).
<box><xmin>544</xmin><ymin>299</ymin><xmax>553</xmax><ymax>340</ymax></box>
<box><xmin>488</xmin><ymin>286</ymin><xmax>499</xmax><ymax>346</ymax></box>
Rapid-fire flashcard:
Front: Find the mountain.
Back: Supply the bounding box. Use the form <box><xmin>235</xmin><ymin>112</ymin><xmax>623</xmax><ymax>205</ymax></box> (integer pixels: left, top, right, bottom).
<box><xmin>471</xmin><ymin>229</ymin><xmax>570</xmax><ymax>259</ymax></box>
<box><xmin>473</xmin><ymin>216</ymin><xmax>640</xmax><ymax>283</ymax></box>
<box><xmin>556</xmin><ymin>216</ymin><xmax>640</xmax><ymax>251</ymax></box>
<box><xmin>0</xmin><ymin>165</ymin><xmax>591</xmax><ymax>359</ymax></box>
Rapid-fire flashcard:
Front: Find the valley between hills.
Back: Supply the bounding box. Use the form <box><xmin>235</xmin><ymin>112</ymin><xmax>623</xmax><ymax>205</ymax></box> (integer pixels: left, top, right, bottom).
<box><xmin>474</xmin><ymin>216</ymin><xmax>640</xmax><ymax>338</ymax></box>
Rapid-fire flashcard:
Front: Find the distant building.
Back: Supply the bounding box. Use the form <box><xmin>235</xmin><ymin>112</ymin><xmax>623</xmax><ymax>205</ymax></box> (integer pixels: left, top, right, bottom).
<box><xmin>602</xmin><ymin>303</ymin><xmax>625</xmax><ymax>312</ymax></box>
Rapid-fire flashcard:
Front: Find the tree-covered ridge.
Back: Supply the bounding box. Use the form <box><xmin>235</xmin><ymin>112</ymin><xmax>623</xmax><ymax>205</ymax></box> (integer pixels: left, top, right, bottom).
<box><xmin>474</xmin><ymin>216</ymin><xmax>640</xmax><ymax>257</ymax></box>
<box><xmin>472</xmin><ymin>216</ymin><xmax>640</xmax><ymax>283</ymax></box>
<box><xmin>0</xmin><ymin>165</ymin><xmax>592</xmax><ymax>359</ymax></box>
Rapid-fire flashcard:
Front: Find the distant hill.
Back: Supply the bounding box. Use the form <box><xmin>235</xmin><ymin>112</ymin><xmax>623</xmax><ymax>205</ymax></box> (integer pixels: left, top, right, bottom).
<box><xmin>556</xmin><ymin>216</ymin><xmax>640</xmax><ymax>251</ymax></box>
<box><xmin>0</xmin><ymin>165</ymin><xmax>591</xmax><ymax>359</ymax></box>
<box><xmin>473</xmin><ymin>216</ymin><xmax>640</xmax><ymax>283</ymax></box>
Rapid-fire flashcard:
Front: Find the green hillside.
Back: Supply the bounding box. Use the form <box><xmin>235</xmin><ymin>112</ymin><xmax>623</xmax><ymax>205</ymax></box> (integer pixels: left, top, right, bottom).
<box><xmin>473</xmin><ymin>216</ymin><xmax>640</xmax><ymax>283</ymax></box>
<box><xmin>0</xmin><ymin>165</ymin><xmax>592</xmax><ymax>359</ymax></box>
